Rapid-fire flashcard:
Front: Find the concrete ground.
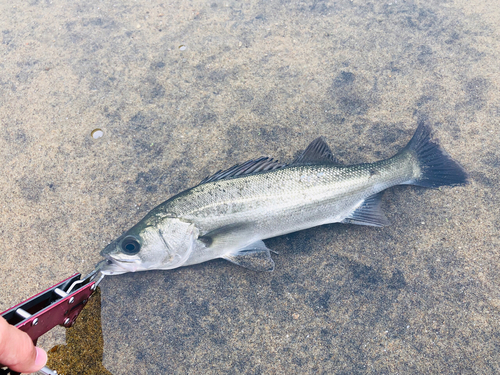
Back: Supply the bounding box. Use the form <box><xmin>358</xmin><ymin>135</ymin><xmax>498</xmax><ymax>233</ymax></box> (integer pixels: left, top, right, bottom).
<box><xmin>1</xmin><ymin>0</ymin><xmax>499</xmax><ymax>373</ymax></box>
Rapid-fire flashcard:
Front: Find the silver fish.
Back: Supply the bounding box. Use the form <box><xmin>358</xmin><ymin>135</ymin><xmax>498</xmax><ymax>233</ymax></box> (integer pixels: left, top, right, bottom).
<box><xmin>100</xmin><ymin>124</ymin><xmax>467</xmax><ymax>275</ymax></box>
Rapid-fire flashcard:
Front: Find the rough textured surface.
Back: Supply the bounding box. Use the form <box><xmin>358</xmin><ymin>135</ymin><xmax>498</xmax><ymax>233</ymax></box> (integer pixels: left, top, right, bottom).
<box><xmin>46</xmin><ymin>288</ymin><xmax>112</xmax><ymax>375</ymax></box>
<box><xmin>1</xmin><ymin>0</ymin><xmax>499</xmax><ymax>373</ymax></box>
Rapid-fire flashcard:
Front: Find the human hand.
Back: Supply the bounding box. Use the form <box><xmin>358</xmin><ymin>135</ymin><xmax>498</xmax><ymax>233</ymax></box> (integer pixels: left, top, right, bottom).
<box><xmin>0</xmin><ymin>315</ymin><xmax>47</xmax><ymax>374</ymax></box>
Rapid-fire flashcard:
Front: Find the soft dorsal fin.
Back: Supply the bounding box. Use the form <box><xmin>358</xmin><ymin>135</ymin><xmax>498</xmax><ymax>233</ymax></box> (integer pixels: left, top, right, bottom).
<box><xmin>200</xmin><ymin>157</ymin><xmax>286</xmax><ymax>184</ymax></box>
<box><xmin>292</xmin><ymin>137</ymin><xmax>342</xmax><ymax>165</ymax></box>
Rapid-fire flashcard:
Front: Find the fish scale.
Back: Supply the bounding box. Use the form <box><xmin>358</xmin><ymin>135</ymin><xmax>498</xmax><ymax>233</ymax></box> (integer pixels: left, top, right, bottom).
<box><xmin>178</xmin><ymin>159</ymin><xmax>410</xmax><ymax>232</ymax></box>
<box><xmin>99</xmin><ymin>123</ymin><xmax>467</xmax><ymax>275</ymax></box>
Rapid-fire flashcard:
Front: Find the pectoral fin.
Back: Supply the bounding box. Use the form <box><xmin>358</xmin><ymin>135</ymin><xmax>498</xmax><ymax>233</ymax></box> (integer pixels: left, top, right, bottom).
<box><xmin>222</xmin><ymin>240</ymin><xmax>275</xmax><ymax>272</ymax></box>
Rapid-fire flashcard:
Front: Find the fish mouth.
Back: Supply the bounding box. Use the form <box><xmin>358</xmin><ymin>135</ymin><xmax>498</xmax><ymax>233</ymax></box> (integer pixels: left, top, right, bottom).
<box><xmin>99</xmin><ymin>241</ymin><xmax>138</xmax><ymax>275</ymax></box>
<box><xmin>99</xmin><ymin>255</ymin><xmax>133</xmax><ymax>275</ymax></box>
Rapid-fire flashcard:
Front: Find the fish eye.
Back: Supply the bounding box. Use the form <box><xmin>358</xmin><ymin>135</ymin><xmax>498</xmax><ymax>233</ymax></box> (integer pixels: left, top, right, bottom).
<box><xmin>121</xmin><ymin>236</ymin><xmax>141</xmax><ymax>255</ymax></box>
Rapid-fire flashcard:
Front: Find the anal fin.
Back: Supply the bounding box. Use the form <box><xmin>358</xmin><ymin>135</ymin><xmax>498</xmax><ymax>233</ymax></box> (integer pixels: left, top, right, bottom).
<box><xmin>341</xmin><ymin>192</ymin><xmax>390</xmax><ymax>227</ymax></box>
<box><xmin>222</xmin><ymin>240</ymin><xmax>275</xmax><ymax>272</ymax></box>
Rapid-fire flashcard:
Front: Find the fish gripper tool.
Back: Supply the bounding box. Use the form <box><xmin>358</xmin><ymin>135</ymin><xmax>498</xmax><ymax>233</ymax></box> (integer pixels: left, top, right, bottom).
<box><xmin>0</xmin><ymin>267</ymin><xmax>104</xmax><ymax>375</ymax></box>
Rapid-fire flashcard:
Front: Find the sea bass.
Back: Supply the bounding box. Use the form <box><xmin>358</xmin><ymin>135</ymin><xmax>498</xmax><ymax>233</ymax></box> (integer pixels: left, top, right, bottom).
<box><xmin>100</xmin><ymin>123</ymin><xmax>467</xmax><ymax>275</ymax></box>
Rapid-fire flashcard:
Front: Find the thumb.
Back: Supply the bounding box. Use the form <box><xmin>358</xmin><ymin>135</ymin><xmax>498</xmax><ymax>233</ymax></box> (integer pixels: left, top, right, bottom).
<box><xmin>0</xmin><ymin>316</ymin><xmax>48</xmax><ymax>373</ymax></box>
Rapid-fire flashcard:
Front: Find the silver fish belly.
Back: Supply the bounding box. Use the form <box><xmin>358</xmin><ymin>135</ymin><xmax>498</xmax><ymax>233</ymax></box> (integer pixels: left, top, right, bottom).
<box><xmin>100</xmin><ymin>123</ymin><xmax>467</xmax><ymax>275</ymax></box>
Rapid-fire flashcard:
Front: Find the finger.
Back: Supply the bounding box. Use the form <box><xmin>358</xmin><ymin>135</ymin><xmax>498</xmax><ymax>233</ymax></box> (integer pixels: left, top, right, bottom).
<box><xmin>0</xmin><ymin>316</ymin><xmax>47</xmax><ymax>373</ymax></box>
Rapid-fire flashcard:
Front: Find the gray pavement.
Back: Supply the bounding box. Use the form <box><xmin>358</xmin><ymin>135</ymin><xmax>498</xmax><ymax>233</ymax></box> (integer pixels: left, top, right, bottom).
<box><xmin>1</xmin><ymin>0</ymin><xmax>500</xmax><ymax>373</ymax></box>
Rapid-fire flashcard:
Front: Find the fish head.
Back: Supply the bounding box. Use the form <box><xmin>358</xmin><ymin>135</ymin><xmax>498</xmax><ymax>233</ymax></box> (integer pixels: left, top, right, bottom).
<box><xmin>99</xmin><ymin>216</ymin><xmax>198</xmax><ymax>275</ymax></box>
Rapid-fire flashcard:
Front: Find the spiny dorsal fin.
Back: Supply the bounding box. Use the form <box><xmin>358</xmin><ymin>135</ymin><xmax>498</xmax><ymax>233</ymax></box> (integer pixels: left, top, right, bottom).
<box><xmin>292</xmin><ymin>137</ymin><xmax>342</xmax><ymax>165</ymax></box>
<box><xmin>199</xmin><ymin>157</ymin><xmax>286</xmax><ymax>184</ymax></box>
<box><xmin>341</xmin><ymin>191</ymin><xmax>390</xmax><ymax>227</ymax></box>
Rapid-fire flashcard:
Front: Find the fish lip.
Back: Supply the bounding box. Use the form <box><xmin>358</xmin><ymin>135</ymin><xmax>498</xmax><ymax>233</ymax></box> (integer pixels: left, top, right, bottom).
<box><xmin>99</xmin><ymin>256</ymin><xmax>129</xmax><ymax>275</ymax></box>
<box><xmin>102</xmin><ymin>251</ymin><xmax>140</xmax><ymax>264</ymax></box>
<box><xmin>102</xmin><ymin>255</ymin><xmax>120</xmax><ymax>268</ymax></box>
<box><xmin>102</xmin><ymin>254</ymin><xmax>115</xmax><ymax>263</ymax></box>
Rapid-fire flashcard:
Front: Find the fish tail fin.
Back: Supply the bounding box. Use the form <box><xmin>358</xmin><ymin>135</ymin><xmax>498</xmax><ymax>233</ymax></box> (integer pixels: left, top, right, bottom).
<box><xmin>402</xmin><ymin>122</ymin><xmax>468</xmax><ymax>188</ymax></box>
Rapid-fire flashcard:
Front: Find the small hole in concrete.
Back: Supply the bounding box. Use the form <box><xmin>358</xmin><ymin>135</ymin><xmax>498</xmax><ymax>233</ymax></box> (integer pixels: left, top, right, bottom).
<box><xmin>91</xmin><ymin>129</ymin><xmax>104</xmax><ymax>139</ymax></box>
